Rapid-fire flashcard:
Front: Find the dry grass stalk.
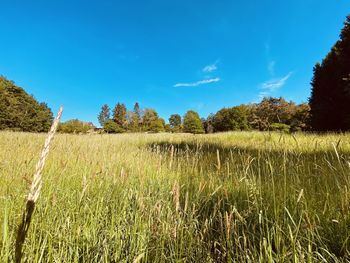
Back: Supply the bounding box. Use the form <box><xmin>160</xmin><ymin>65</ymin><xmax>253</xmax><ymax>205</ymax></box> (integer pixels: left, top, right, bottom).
<box><xmin>216</xmin><ymin>149</ymin><xmax>221</xmax><ymax>170</ymax></box>
<box><xmin>172</xmin><ymin>181</ymin><xmax>180</xmax><ymax>212</ymax></box>
<box><xmin>169</xmin><ymin>145</ymin><xmax>174</xmax><ymax>169</ymax></box>
<box><xmin>15</xmin><ymin>106</ymin><xmax>63</xmax><ymax>263</ymax></box>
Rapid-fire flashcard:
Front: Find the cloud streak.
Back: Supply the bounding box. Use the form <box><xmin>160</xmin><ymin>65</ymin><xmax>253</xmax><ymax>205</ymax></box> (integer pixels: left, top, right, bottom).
<box><xmin>257</xmin><ymin>72</ymin><xmax>293</xmax><ymax>100</ymax></box>
<box><xmin>261</xmin><ymin>72</ymin><xmax>293</xmax><ymax>91</ymax></box>
<box><xmin>174</xmin><ymin>78</ymin><xmax>220</xmax><ymax>87</ymax></box>
<box><xmin>203</xmin><ymin>63</ymin><xmax>217</xmax><ymax>73</ymax></box>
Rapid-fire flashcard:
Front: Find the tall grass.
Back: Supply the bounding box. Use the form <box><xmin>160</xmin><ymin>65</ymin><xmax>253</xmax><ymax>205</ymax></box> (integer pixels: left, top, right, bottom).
<box><xmin>0</xmin><ymin>131</ymin><xmax>349</xmax><ymax>262</ymax></box>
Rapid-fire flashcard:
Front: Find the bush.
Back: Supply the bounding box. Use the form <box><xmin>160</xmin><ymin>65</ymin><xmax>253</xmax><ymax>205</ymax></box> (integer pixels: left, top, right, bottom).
<box><xmin>270</xmin><ymin>123</ymin><xmax>290</xmax><ymax>133</ymax></box>
<box><xmin>103</xmin><ymin>120</ymin><xmax>124</xmax><ymax>133</ymax></box>
<box><xmin>58</xmin><ymin>119</ymin><xmax>95</xmax><ymax>134</ymax></box>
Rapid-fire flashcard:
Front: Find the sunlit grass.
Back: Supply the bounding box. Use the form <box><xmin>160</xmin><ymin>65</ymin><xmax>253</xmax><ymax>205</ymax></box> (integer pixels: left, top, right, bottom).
<box><xmin>1</xmin><ymin>131</ymin><xmax>350</xmax><ymax>262</ymax></box>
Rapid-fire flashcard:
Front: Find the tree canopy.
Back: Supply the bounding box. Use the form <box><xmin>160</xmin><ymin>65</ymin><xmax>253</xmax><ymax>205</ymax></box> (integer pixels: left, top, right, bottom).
<box><xmin>183</xmin><ymin>110</ymin><xmax>204</xmax><ymax>134</ymax></box>
<box><xmin>0</xmin><ymin>76</ymin><xmax>53</xmax><ymax>132</ymax></box>
<box><xmin>309</xmin><ymin>15</ymin><xmax>350</xmax><ymax>131</ymax></box>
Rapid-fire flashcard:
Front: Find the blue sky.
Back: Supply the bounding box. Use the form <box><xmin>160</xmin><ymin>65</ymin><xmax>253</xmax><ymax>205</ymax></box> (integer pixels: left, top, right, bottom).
<box><xmin>1</xmin><ymin>1</ymin><xmax>349</xmax><ymax>125</ymax></box>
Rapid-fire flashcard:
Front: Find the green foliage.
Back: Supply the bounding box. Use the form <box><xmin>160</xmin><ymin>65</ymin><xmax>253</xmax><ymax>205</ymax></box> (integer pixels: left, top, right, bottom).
<box><xmin>128</xmin><ymin>102</ymin><xmax>142</xmax><ymax>132</ymax></box>
<box><xmin>113</xmin><ymin>103</ymin><xmax>127</xmax><ymax>127</ymax></box>
<box><xmin>290</xmin><ymin>103</ymin><xmax>311</xmax><ymax>132</ymax></box>
<box><xmin>142</xmin><ymin>109</ymin><xmax>159</xmax><ymax>132</ymax></box>
<box><xmin>98</xmin><ymin>104</ymin><xmax>110</xmax><ymax>127</ymax></box>
<box><xmin>250</xmin><ymin>97</ymin><xmax>296</xmax><ymax>131</ymax></box>
<box><xmin>169</xmin><ymin>114</ymin><xmax>182</xmax><ymax>132</ymax></box>
<box><xmin>103</xmin><ymin>119</ymin><xmax>124</xmax><ymax>133</ymax></box>
<box><xmin>310</xmin><ymin>15</ymin><xmax>350</xmax><ymax>131</ymax></box>
<box><xmin>97</xmin><ymin>97</ymin><xmax>309</xmax><ymax>135</ymax></box>
<box><xmin>213</xmin><ymin>105</ymin><xmax>249</xmax><ymax>132</ymax></box>
<box><xmin>183</xmin><ymin>110</ymin><xmax>204</xmax><ymax>134</ymax></box>
<box><xmin>202</xmin><ymin>114</ymin><xmax>214</xmax><ymax>134</ymax></box>
<box><xmin>270</xmin><ymin>123</ymin><xmax>290</xmax><ymax>133</ymax></box>
<box><xmin>0</xmin><ymin>76</ymin><xmax>53</xmax><ymax>132</ymax></box>
<box><xmin>149</xmin><ymin>118</ymin><xmax>165</xmax><ymax>133</ymax></box>
<box><xmin>58</xmin><ymin>119</ymin><xmax>95</xmax><ymax>134</ymax></box>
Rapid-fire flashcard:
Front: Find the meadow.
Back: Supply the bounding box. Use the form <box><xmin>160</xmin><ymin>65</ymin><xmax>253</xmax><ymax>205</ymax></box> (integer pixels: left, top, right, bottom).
<box><xmin>0</xmin><ymin>131</ymin><xmax>350</xmax><ymax>262</ymax></box>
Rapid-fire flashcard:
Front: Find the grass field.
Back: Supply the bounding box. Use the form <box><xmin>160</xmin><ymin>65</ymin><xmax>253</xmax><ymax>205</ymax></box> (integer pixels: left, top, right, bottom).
<box><xmin>1</xmin><ymin>131</ymin><xmax>350</xmax><ymax>262</ymax></box>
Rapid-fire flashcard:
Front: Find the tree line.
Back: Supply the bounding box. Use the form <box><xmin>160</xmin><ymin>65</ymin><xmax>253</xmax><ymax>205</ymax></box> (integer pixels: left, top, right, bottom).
<box><xmin>96</xmin><ymin>97</ymin><xmax>310</xmax><ymax>134</ymax></box>
<box><xmin>97</xmin><ymin>102</ymin><xmax>204</xmax><ymax>134</ymax></box>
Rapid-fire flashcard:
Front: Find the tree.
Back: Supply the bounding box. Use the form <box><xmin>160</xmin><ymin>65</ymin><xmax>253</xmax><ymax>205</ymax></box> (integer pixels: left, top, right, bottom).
<box><xmin>142</xmin><ymin>108</ymin><xmax>159</xmax><ymax>131</ymax></box>
<box><xmin>129</xmin><ymin>102</ymin><xmax>142</xmax><ymax>132</ymax></box>
<box><xmin>169</xmin><ymin>114</ymin><xmax>182</xmax><ymax>132</ymax></box>
<box><xmin>113</xmin><ymin>103</ymin><xmax>127</xmax><ymax>128</ymax></box>
<box><xmin>249</xmin><ymin>97</ymin><xmax>296</xmax><ymax>131</ymax></box>
<box><xmin>309</xmin><ymin>15</ymin><xmax>350</xmax><ymax>131</ymax></box>
<box><xmin>134</xmin><ymin>102</ymin><xmax>142</xmax><ymax>121</ymax></box>
<box><xmin>98</xmin><ymin>104</ymin><xmax>110</xmax><ymax>127</ymax></box>
<box><xmin>0</xmin><ymin>76</ymin><xmax>53</xmax><ymax>132</ymax></box>
<box><xmin>58</xmin><ymin>119</ymin><xmax>95</xmax><ymax>134</ymax></box>
<box><xmin>103</xmin><ymin>119</ymin><xmax>124</xmax><ymax>133</ymax></box>
<box><xmin>212</xmin><ymin>105</ymin><xmax>250</xmax><ymax>132</ymax></box>
<box><xmin>290</xmin><ymin>103</ymin><xmax>311</xmax><ymax>132</ymax></box>
<box><xmin>202</xmin><ymin>114</ymin><xmax>214</xmax><ymax>134</ymax></box>
<box><xmin>183</xmin><ymin>110</ymin><xmax>204</xmax><ymax>134</ymax></box>
<box><xmin>149</xmin><ymin>118</ymin><xmax>165</xmax><ymax>133</ymax></box>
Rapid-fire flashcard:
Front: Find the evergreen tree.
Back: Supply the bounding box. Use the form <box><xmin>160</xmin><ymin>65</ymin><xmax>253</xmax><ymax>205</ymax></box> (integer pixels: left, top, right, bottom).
<box><xmin>183</xmin><ymin>110</ymin><xmax>204</xmax><ymax>134</ymax></box>
<box><xmin>113</xmin><ymin>103</ymin><xmax>127</xmax><ymax>128</ymax></box>
<box><xmin>134</xmin><ymin>102</ymin><xmax>142</xmax><ymax>121</ymax></box>
<box><xmin>310</xmin><ymin>15</ymin><xmax>350</xmax><ymax>131</ymax></box>
<box><xmin>98</xmin><ymin>104</ymin><xmax>110</xmax><ymax>127</ymax></box>
<box><xmin>130</xmin><ymin>102</ymin><xmax>142</xmax><ymax>131</ymax></box>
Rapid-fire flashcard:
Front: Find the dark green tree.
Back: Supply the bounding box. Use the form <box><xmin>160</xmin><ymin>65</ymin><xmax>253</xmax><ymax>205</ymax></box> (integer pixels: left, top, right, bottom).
<box><xmin>309</xmin><ymin>15</ymin><xmax>350</xmax><ymax>131</ymax></box>
<box><xmin>0</xmin><ymin>76</ymin><xmax>53</xmax><ymax>132</ymax></box>
<box><xmin>212</xmin><ymin>105</ymin><xmax>250</xmax><ymax>132</ymax></box>
<box><xmin>202</xmin><ymin>114</ymin><xmax>214</xmax><ymax>133</ymax></box>
<box><xmin>98</xmin><ymin>104</ymin><xmax>110</xmax><ymax>127</ymax></box>
<box><xmin>183</xmin><ymin>110</ymin><xmax>204</xmax><ymax>134</ymax></box>
<box><xmin>169</xmin><ymin>114</ymin><xmax>182</xmax><ymax>132</ymax></box>
<box><xmin>290</xmin><ymin>103</ymin><xmax>311</xmax><ymax>132</ymax></box>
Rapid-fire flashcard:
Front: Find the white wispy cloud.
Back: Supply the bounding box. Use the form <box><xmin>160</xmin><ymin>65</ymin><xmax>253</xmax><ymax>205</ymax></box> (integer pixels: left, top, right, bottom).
<box><xmin>203</xmin><ymin>63</ymin><xmax>218</xmax><ymax>73</ymax></box>
<box><xmin>261</xmin><ymin>72</ymin><xmax>293</xmax><ymax>91</ymax></box>
<box><xmin>257</xmin><ymin>72</ymin><xmax>293</xmax><ymax>101</ymax></box>
<box><xmin>174</xmin><ymin>77</ymin><xmax>220</xmax><ymax>87</ymax></box>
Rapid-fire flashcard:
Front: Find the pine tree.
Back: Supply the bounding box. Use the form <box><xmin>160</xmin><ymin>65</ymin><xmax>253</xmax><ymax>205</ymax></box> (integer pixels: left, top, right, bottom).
<box><xmin>310</xmin><ymin>15</ymin><xmax>350</xmax><ymax>131</ymax></box>
<box><xmin>130</xmin><ymin>102</ymin><xmax>142</xmax><ymax>131</ymax></box>
<box><xmin>98</xmin><ymin>104</ymin><xmax>110</xmax><ymax>127</ymax></box>
<box><xmin>112</xmin><ymin>103</ymin><xmax>127</xmax><ymax>128</ymax></box>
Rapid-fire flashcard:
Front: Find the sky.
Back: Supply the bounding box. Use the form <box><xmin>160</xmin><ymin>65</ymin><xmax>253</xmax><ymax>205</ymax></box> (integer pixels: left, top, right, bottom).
<box><xmin>0</xmin><ymin>0</ymin><xmax>349</xmax><ymax>126</ymax></box>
